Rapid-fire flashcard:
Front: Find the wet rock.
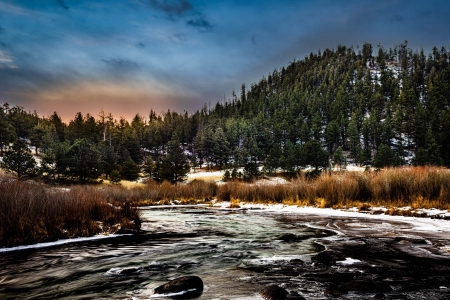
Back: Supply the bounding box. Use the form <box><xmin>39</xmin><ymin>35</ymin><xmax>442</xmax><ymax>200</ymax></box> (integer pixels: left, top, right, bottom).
<box><xmin>394</xmin><ymin>236</ymin><xmax>427</xmax><ymax>244</ymax></box>
<box><xmin>278</xmin><ymin>233</ymin><xmax>315</xmax><ymax>242</ymax></box>
<box><xmin>325</xmin><ymin>284</ymin><xmax>349</xmax><ymax>297</ymax></box>
<box><xmin>310</xmin><ymin>250</ymin><xmax>344</xmax><ymax>265</ymax></box>
<box><xmin>374</xmin><ymin>292</ymin><xmax>386</xmax><ymax>299</ymax></box>
<box><xmin>259</xmin><ymin>285</ymin><xmax>288</xmax><ymax>300</ymax></box>
<box><xmin>154</xmin><ymin>275</ymin><xmax>203</xmax><ymax>298</ymax></box>
<box><xmin>289</xmin><ymin>259</ymin><xmax>304</xmax><ymax>265</ymax></box>
<box><xmin>278</xmin><ymin>233</ymin><xmax>302</xmax><ymax>242</ymax></box>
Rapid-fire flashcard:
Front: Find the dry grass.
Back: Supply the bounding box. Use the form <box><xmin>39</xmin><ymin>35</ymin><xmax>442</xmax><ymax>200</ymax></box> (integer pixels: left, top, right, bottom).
<box><xmin>216</xmin><ymin>167</ymin><xmax>450</xmax><ymax>210</ymax></box>
<box><xmin>0</xmin><ymin>178</ymin><xmax>141</xmax><ymax>248</ymax></box>
<box><xmin>112</xmin><ymin>179</ymin><xmax>219</xmax><ymax>206</ymax></box>
<box><xmin>3</xmin><ymin>167</ymin><xmax>447</xmax><ymax>247</ymax></box>
<box><xmin>228</xmin><ymin>198</ymin><xmax>241</xmax><ymax>208</ymax></box>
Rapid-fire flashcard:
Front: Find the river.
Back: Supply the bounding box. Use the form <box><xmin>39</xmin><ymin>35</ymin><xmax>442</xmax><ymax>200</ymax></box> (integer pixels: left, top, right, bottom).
<box><xmin>1</xmin><ymin>208</ymin><xmax>450</xmax><ymax>299</ymax></box>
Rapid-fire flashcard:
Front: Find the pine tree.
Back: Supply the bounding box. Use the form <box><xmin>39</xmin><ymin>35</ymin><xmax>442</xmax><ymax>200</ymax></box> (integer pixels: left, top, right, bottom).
<box><xmin>373</xmin><ymin>143</ymin><xmax>399</xmax><ymax>168</ymax></box>
<box><xmin>142</xmin><ymin>156</ymin><xmax>156</xmax><ymax>178</ymax></box>
<box><xmin>158</xmin><ymin>135</ymin><xmax>190</xmax><ymax>183</ymax></box>
<box><xmin>120</xmin><ymin>160</ymin><xmax>140</xmax><ymax>181</ymax></box>
<box><xmin>0</xmin><ymin>139</ymin><xmax>37</xmax><ymax>180</ymax></box>
<box><xmin>67</xmin><ymin>138</ymin><xmax>100</xmax><ymax>182</ymax></box>
<box><xmin>348</xmin><ymin>118</ymin><xmax>361</xmax><ymax>164</ymax></box>
<box><xmin>0</xmin><ymin>109</ymin><xmax>16</xmax><ymax>156</ymax></box>
<box><xmin>333</xmin><ymin>146</ymin><xmax>345</xmax><ymax>171</ymax></box>
<box><xmin>109</xmin><ymin>170</ymin><xmax>121</xmax><ymax>185</ymax></box>
<box><xmin>301</xmin><ymin>140</ymin><xmax>329</xmax><ymax>171</ymax></box>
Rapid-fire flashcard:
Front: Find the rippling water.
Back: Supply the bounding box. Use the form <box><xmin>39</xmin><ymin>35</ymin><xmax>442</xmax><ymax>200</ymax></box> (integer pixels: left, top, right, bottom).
<box><xmin>0</xmin><ymin>208</ymin><xmax>328</xmax><ymax>299</ymax></box>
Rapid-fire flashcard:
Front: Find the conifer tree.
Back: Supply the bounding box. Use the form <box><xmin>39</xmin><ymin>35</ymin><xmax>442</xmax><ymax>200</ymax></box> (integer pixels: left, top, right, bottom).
<box><xmin>158</xmin><ymin>135</ymin><xmax>190</xmax><ymax>184</ymax></box>
<box><xmin>0</xmin><ymin>139</ymin><xmax>37</xmax><ymax>180</ymax></box>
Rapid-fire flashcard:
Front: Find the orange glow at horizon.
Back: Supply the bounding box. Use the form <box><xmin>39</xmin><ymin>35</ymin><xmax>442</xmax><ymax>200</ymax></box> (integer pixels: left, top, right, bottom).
<box><xmin>24</xmin><ymin>80</ymin><xmax>201</xmax><ymax>122</ymax></box>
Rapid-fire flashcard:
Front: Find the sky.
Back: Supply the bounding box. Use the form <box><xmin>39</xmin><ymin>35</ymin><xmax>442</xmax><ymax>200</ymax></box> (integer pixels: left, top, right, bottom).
<box><xmin>0</xmin><ymin>0</ymin><xmax>449</xmax><ymax>122</ymax></box>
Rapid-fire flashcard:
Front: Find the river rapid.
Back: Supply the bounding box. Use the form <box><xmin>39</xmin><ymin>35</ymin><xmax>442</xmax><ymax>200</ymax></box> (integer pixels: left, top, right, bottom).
<box><xmin>2</xmin><ymin>208</ymin><xmax>450</xmax><ymax>299</ymax></box>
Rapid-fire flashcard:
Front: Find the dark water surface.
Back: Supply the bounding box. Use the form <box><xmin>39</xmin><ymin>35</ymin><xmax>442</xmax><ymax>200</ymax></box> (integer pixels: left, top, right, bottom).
<box><xmin>0</xmin><ymin>209</ymin><xmax>327</xmax><ymax>299</ymax></box>
<box><xmin>2</xmin><ymin>208</ymin><xmax>450</xmax><ymax>299</ymax></box>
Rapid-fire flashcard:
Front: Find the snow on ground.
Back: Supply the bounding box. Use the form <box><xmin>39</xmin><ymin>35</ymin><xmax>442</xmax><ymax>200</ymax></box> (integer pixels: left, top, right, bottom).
<box><xmin>344</xmin><ymin>165</ymin><xmax>366</xmax><ymax>172</ymax></box>
<box><xmin>0</xmin><ymin>234</ymin><xmax>130</xmax><ymax>253</ymax></box>
<box><xmin>253</xmin><ymin>177</ymin><xmax>289</xmax><ymax>185</ymax></box>
<box><xmin>187</xmin><ymin>170</ymin><xmax>225</xmax><ymax>182</ymax></box>
<box><xmin>211</xmin><ymin>201</ymin><xmax>450</xmax><ymax>234</ymax></box>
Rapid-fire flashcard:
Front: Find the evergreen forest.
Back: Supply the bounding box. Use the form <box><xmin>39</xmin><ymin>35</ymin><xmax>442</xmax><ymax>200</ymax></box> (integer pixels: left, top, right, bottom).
<box><xmin>1</xmin><ymin>41</ymin><xmax>450</xmax><ymax>182</ymax></box>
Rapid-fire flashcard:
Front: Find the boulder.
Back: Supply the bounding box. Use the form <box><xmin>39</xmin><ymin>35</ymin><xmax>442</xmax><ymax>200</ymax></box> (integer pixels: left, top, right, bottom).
<box><xmin>289</xmin><ymin>258</ymin><xmax>305</xmax><ymax>265</ymax></box>
<box><xmin>259</xmin><ymin>285</ymin><xmax>288</xmax><ymax>300</ymax></box>
<box><xmin>311</xmin><ymin>250</ymin><xmax>344</xmax><ymax>265</ymax></box>
<box><xmin>154</xmin><ymin>275</ymin><xmax>203</xmax><ymax>298</ymax></box>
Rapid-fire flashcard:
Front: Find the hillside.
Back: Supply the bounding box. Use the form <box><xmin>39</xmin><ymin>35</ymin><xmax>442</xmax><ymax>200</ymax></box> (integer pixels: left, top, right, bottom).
<box><xmin>203</xmin><ymin>41</ymin><xmax>450</xmax><ymax>170</ymax></box>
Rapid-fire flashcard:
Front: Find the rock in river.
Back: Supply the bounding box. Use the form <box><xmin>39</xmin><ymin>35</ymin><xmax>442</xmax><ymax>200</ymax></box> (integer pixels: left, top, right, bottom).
<box><xmin>259</xmin><ymin>285</ymin><xmax>288</xmax><ymax>300</ymax></box>
<box><xmin>154</xmin><ymin>275</ymin><xmax>203</xmax><ymax>298</ymax></box>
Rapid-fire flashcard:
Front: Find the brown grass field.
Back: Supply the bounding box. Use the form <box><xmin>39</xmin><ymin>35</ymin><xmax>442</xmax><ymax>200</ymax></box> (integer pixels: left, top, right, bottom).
<box><xmin>0</xmin><ymin>179</ymin><xmax>141</xmax><ymax>248</ymax></box>
<box><xmin>216</xmin><ymin>167</ymin><xmax>450</xmax><ymax>210</ymax></box>
<box><xmin>2</xmin><ymin>166</ymin><xmax>449</xmax><ymax>248</ymax></box>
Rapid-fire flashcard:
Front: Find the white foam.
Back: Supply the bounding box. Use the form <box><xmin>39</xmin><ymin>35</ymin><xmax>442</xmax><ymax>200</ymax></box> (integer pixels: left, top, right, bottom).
<box><xmin>336</xmin><ymin>257</ymin><xmax>362</xmax><ymax>265</ymax></box>
<box><xmin>149</xmin><ymin>288</ymin><xmax>197</xmax><ymax>298</ymax></box>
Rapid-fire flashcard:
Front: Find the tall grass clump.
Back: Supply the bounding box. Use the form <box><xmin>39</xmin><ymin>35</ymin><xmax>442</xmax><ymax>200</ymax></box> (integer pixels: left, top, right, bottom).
<box><xmin>215</xmin><ymin>167</ymin><xmax>450</xmax><ymax>209</ymax></box>
<box><xmin>314</xmin><ymin>174</ymin><xmax>359</xmax><ymax>207</ymax></box>
<box><xmin>114</xmin><ymin>179</ymin><xmax>218</xmax><ymax>206</ymax></box>
<box><xmin>0</xmin><ymin>178</ymin><xmax>141</xmax><ymax>248</ymax></box>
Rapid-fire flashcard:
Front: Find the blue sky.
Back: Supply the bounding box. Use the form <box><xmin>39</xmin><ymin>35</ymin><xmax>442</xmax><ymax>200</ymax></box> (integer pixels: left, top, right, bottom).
<box><xmin>0</xmin><ymin>0</ymin><xmax>449</xmax><ymax>121</ymax></box>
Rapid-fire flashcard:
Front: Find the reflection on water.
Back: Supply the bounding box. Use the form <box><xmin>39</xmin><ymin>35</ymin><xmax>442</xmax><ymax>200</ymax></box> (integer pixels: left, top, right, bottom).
<box><xmin>0</xmin><ymin>209</ymin><xmax>326</xmax><ymax>299</ymax></box>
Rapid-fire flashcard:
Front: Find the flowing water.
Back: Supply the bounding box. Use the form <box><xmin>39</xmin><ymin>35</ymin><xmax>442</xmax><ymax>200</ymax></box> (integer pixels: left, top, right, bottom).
<box><xmin>3</xmin><ymin>208</ymin><xmax>450</xmax><ymax>299</ymax></box>
<box><xmin>0</xmin><ymin>208</ymin><xmax>329</xmax><ymax>299</ymax></box>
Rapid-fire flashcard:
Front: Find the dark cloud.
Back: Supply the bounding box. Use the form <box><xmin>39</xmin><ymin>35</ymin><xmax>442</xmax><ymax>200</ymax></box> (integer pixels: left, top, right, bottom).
<box><xmin>101</xmin><ymin>58</ymin><xmax>140</xmax><ymax>73</ymax></box>
<box><xmin>187</xmin><ymin>16</ymin><xmax>212</xmax><ymax>32</ymax></box>
<box><xmin>136</xmin><ymin>42</ymin><xmax>146</xmax><ymax>49</ymax></box>
<box><xmin>0</xmin><ymin>63</ymin><xmax>81</xmax><ymax>95</ymax></box>
<box><xmin>0</xmin><ymin>26</ymin><xmax>3</xmax><ymax>34</ymax></box>
<box><xmin>390</xmin><ymin>14</ymin><xmax>405</xmax><ymax>23</ymax></box>
<box><xmin>147</xmin><ymin>0</ymin><xmax>193</xmax><ymax>16</ymax></box>
<box><xmin>56</xmin><ymin>0</ymin><xmax>69</xmax><ymax>10</ymax></box>
<box><xmin>251</xmin><ymin>35</ymin><xmax>257</xmax><ymax>46</ymax></box>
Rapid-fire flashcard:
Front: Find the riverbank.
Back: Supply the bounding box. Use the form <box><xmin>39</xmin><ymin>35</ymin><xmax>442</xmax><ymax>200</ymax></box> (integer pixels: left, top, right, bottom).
<box><xmin>2</xmin><ymin>166</ymin><xmax>450</xmax><ymax>249</ymax></box>
<box><xmin>0</xmin><ymin>179</ymin><xmax>141</xmax><ymax>248</ymax></box>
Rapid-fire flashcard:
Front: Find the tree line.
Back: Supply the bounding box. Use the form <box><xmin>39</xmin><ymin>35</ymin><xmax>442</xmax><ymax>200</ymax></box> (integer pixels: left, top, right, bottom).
<box><xmin>1</xmin><ymin>41</ymin><xmax>449</xmax><ymax>182</ymax></box>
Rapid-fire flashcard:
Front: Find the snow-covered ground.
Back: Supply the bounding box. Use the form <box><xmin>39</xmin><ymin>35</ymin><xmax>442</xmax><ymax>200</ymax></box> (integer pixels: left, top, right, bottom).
<box><xmin>0</xmin><ymin>234</ymin><xmax>131</xmax><ymax>253</ymax></box>
<box><xmin>211</xmin><ymin>201</ymin><xmax>450</xmax><ymax>234</ymax></box>
<box><xmin>187</xmin><ymin>170</ymin><xmax>225</xmax><ymax>182</ymax></box>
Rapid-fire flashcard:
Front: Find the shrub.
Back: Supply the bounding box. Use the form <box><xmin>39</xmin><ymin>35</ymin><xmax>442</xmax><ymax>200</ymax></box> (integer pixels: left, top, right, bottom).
<box><xmin>109</xmin><ymin>170</ymin><xmax>121</xmax><ymax>184</ymax></box>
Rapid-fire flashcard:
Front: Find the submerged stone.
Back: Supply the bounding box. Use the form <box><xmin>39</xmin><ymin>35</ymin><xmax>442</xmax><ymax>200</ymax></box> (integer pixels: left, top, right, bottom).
<box><xmin>154</xmin><ymin>275</ymin><xmax>203</xmax><ymax>298</ymax></box>
<box><xmin>259</xmin><ymin>285</ymin><xmax>288</xmax><ymax>300</ymax></box>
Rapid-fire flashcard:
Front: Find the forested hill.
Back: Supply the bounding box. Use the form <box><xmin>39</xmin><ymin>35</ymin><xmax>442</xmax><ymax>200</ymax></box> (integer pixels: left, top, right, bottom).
<box><xmin>1</xmin><ymin>41</ymin><xmax>450</xmax><ymax>183</ymax></box>
<box><xmin>203</xmin><ymin>41</ymin><xmax>450</xmax><ymax>169</ymax></box>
